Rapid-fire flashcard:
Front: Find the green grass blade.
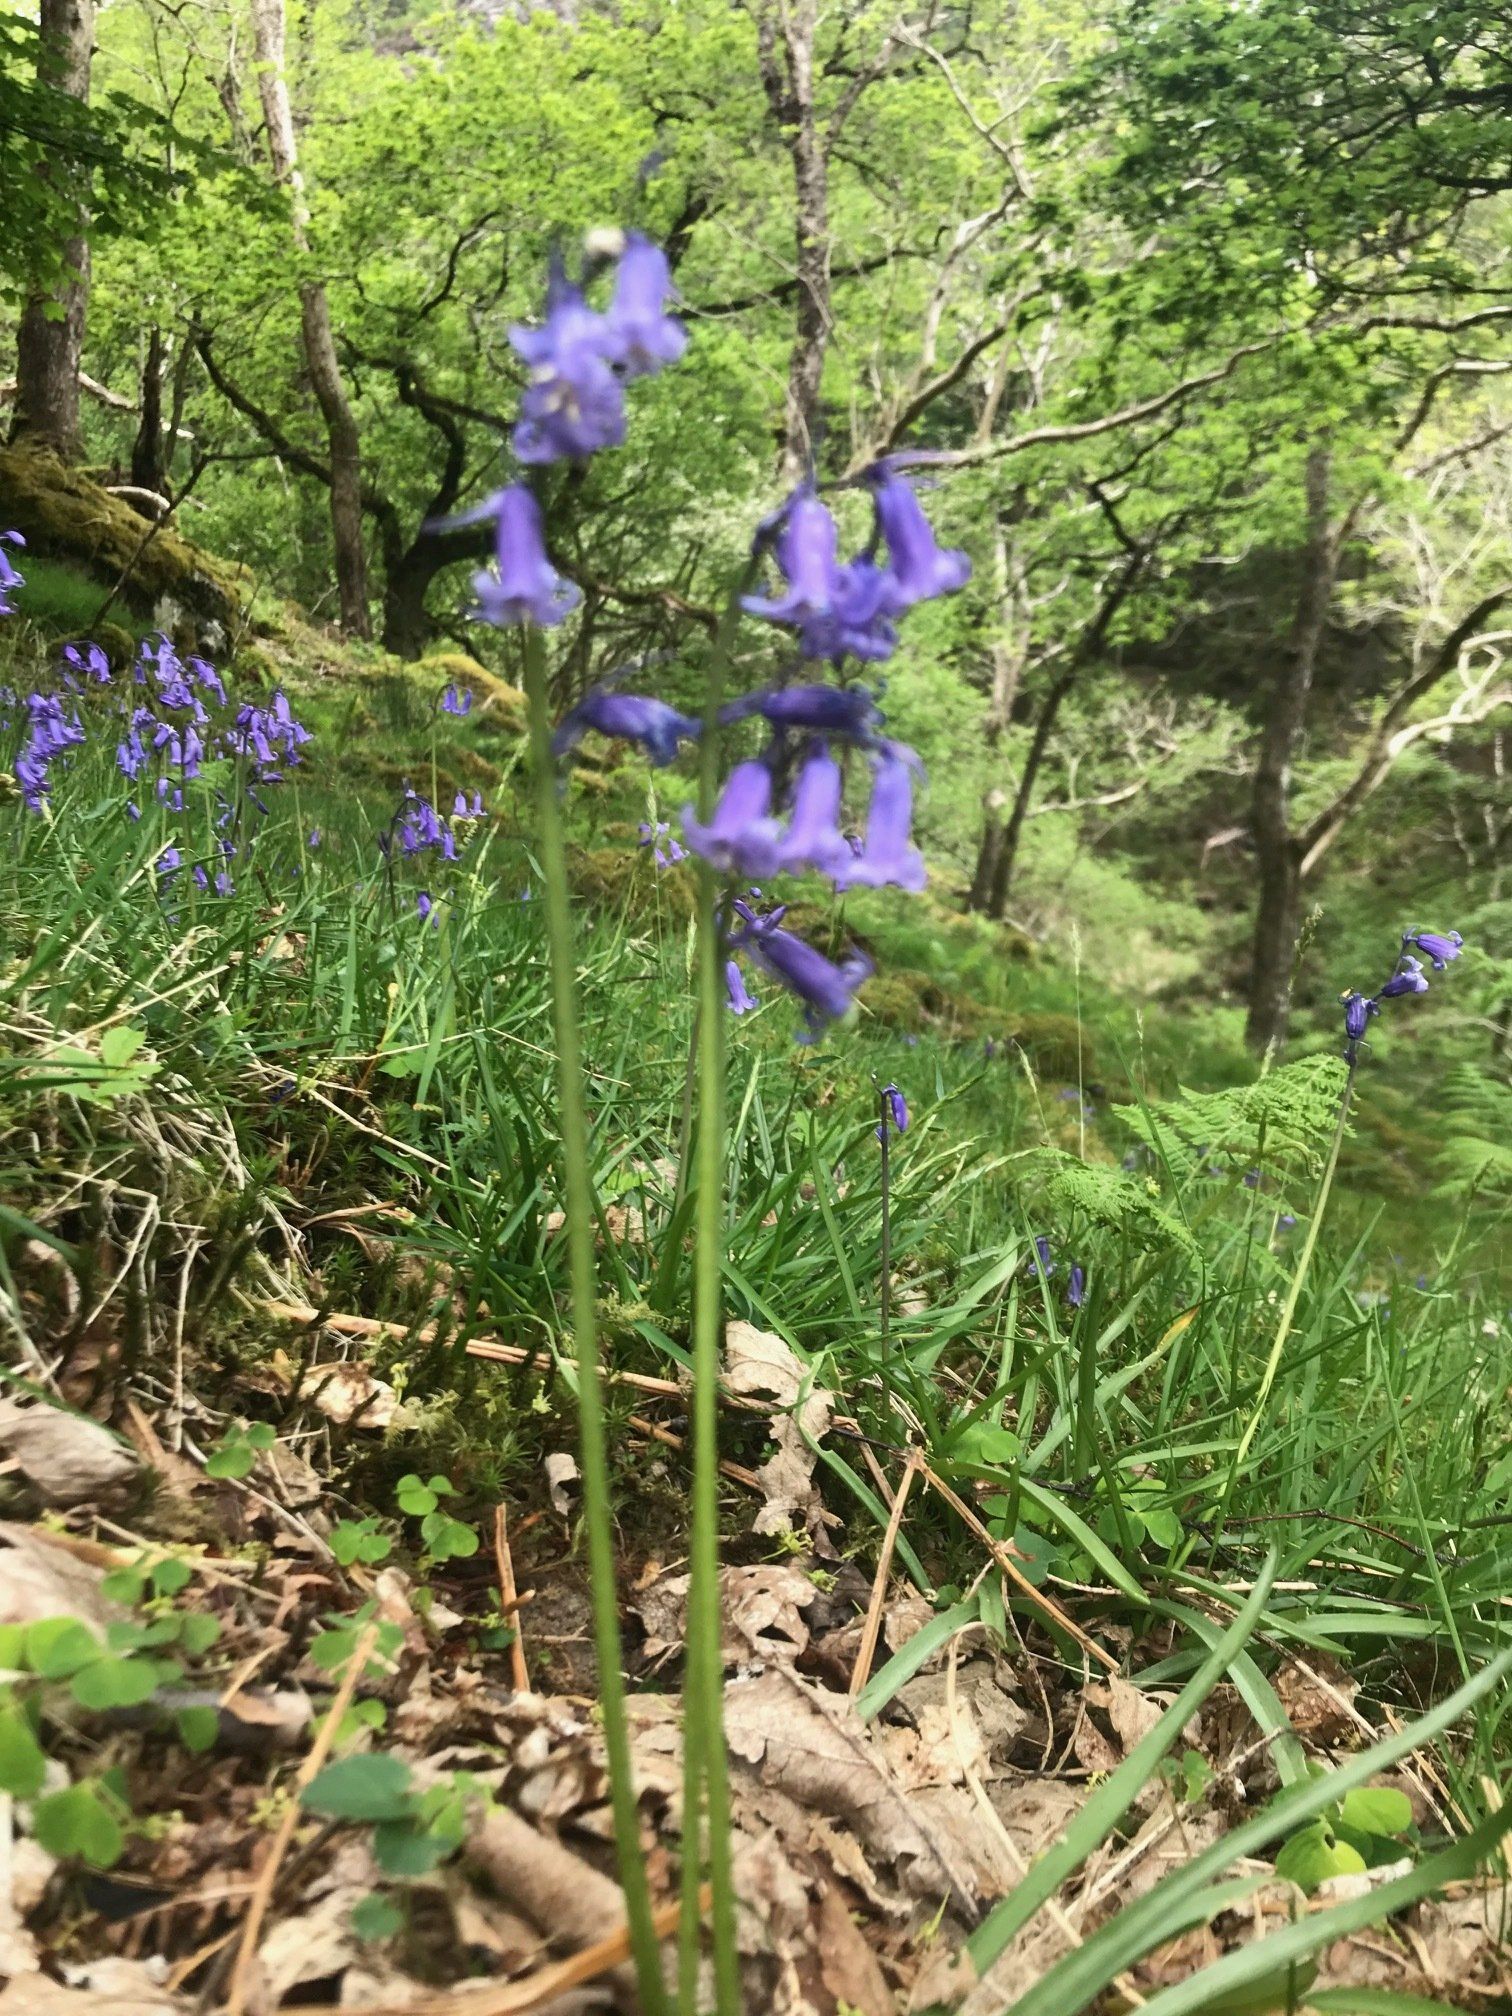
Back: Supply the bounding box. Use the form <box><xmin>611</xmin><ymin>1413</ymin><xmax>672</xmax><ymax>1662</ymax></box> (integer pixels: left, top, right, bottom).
<box><xmin>967</xmin><ymin>1553</ymin><xmax>1279</xmax><ymax>1977</ymax></box>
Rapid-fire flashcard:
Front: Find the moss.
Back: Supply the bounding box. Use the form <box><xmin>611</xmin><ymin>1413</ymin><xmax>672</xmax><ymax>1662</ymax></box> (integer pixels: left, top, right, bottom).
<box><xmin>570</xmin><ymin>843</ymin><xmax>695</xmax><ymax>919</ymax></box>
<box><xmin>229</xmin><ymin>643</ymin><xmax>282</xmax><ymax>691</ymax></box>
<box><xmin>0</xmin><ymin>444</ymin><xmax>250</xmax><ymax>630</ymax></box>
<box><xmin>418</xmin><ymin>651</ymin><xmax>526</xmax><ymax>731</ymax></box>
<box><xmin>856</xmin><ymin>967</ymin><xmax>1095</xmax><ymax>1076</ymax></box>
<box><xmin>93</xmin><ymin>621</ymin><xmax>137</xmax><ymax>670</ymax></box>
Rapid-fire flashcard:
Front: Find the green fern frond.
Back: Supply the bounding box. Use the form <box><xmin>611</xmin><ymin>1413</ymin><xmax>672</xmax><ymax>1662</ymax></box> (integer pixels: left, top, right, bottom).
<box><xmin>1017</xmin><ymin>1148</ymin><xmax>1199</xmax><ymax>1257</ymax></box>
<box><xmin>1116</xmin><ymin>1055</ymin><xmax>1348</xmax><ymax>1182</ymax></box>
<box><xmin>1431</xmin><ymin>1063</ymin><xmax>1512</xmax><ymax>1197</ymax></box>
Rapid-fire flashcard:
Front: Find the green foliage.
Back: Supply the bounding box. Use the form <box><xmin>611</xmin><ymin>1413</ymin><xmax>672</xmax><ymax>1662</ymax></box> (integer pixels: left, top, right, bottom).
<box><xmin>204</xmin><ymin>1421</ymin><xmax>276</xmax><ymax>1481</ymax></box>
<box><xmin>1015</xmin><ymin>1148</ymin><xmax>1199</xmax><ymax>1258</ymax></box>
<box><xmin>394</xmin><ymin>1475</ymin><xmax>478</xmax><ymax>1562</ymax></box>
<box><xmin>1118</xmin><ymin>1057</ymin><xmax>1351</xmax><ymax>1185</ymax></box>
<box><xmin>1275</xmin><ymin>1780</ymin><xmax>1416</xmax><ymax>1893</ymax></box>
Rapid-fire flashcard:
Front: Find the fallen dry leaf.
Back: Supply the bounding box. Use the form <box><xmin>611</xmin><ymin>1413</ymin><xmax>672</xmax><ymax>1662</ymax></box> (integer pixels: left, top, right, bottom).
<box><xmin>0</xmin><ymin>1522</ymin><xmax>121</xmax><ymax>1633</ymax></box>
<box><xmin>545</xmin><ymin>1451</ymin><xmax>581</xmax><ymax>1518</ymax></box>
<box><xmin>723</xmin><ymin>1321</ymin><xmax>833</xmax><ymax>1540</ymax></box>
<box><xmin>635</xmin><ymin>1563</ymin><xmax>816</xmax><ymax>1666</ymax></box>
<box><xmin>724</xmin><ymin>1666</ymin><xmax>1007</xmax><ymax>1911</ymax></box>
<box><xmin>0</xmin><ymin>1973</ymin><xmax>182</xmax><ymax>2014</ymax></box>
<box><xmin>0</xmin><ymin>1398</ymin><xmax>139</xmax><ymax>1506</ymax></box>
<box><xmin>296</xmin><ymin>1361</ymin><xmax>405</xmax><ymax>1429</ymax></box>
<box><xmin>816</xmin><ymin>1877</ymin><xmax>897</xmax><ymax>2016</ymax></box>
<box><xmin>1085</xmin><ymin>1675</ymin><xmax>1172</xmax><ymax>1757</ymax></box>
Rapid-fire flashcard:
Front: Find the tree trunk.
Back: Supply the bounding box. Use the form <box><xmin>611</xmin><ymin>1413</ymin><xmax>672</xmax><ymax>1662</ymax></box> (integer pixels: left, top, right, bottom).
<box><xmin>130</xmin><ymin>324</ymin><xmax>165</xmax><ymax>501</ymax></box>
<box><xmin>986</xmin><ymin>663</ymin><xmax>1078</xmax><ymax>919</ymax></box>
<box><xmin>382</xmin><ymin>538</ymin><xmax>457</xmax><ymax>659</ymax></box>
<box><xmin>248</xmin><ymin>0</ymin><xmax>370</xmax><ymax>637</ymax></box>
<box><xmin>758</xmin><ymin>0</ymin><xmax>829</xmax><ymax>478</ymax></box>
<box><xmin>1244</xmin><ymin>445</ymin><xmax>1336</xmax><ymax>1052</ymax></box>
<box><xmin>10</xmin><ymin>0</ymin><xmax>96</xmax><ymax>459</ymax></box>
<box><xmin>968</xmin><ymin>788</ymin><xmax>1008</xmax><ymax>913</ymax></box>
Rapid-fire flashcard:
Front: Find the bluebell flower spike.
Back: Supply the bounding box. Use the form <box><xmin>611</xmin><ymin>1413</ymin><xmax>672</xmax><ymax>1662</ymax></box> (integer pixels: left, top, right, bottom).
<box><xmin>682</xmin><ymin>760</ymin><xmax>781</xmax><ymax>877</ymax></box>
<box><xmin>555</xmin><ymin>687</ymin><xmax>700</xmax><ymax>767</ymax></box>
<box><xmin>1403</xmin><ymin>929</ymin><xmax>1463</xmax><ymax>971</ymax></box>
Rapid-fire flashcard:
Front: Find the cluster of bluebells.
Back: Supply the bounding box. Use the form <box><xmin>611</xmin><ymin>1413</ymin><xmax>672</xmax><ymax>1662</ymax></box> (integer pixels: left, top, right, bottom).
<box><xmin>450</xmin><ymin>232</ymin><xmax>971</xmax><ymax>1041</ymax></box>
<box><xmin>1</xmin><ymin>622</ymin><xmax>311</xmax><ymax>898</ymax></box>
<box><xmin>378</xmin><ymin>782</ymin><xmax>488</xmax><ymax>924</ymax></box>
<box><xmin>1341</xmin><ymin>929</ymin><xmax>1465</xmax><ymax>1064</ymax></box>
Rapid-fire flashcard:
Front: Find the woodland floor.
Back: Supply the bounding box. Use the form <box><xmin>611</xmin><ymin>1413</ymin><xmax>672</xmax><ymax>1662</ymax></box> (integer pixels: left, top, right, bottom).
<box><xmin>2</xmin><ymin>1296</ymin><xmax>1510</xmax><ymax>2016</ymax></box>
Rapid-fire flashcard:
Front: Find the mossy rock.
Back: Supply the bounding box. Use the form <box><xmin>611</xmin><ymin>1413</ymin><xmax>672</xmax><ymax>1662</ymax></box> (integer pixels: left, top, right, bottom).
<box><xmin>0</xmin><ymin>443</ymin><xmax>249</xmax><ymax>632</ymax></box>
<box><xmin>571</xmin><ymin>842</ymin><xmax>694</xmax><ymax>919</ymax></box>
<box><xmin>418</xmin><ymin>651</ymin><xmax>526</xmax><ymax>731</ymax></box>
<box><xmin>996</xmin><ymin>1011</ymin><xmax>1093</xmax><ymax>1080</ymax></box>
<box><xmin>92</xmin><ymin>620</ymin><xmax>137</xmax><ymax>670</ymax></box>
<box><xmin>229</xmin><ymin>643</ymin><xmax>283</xmax><ymax>691</ymax></box>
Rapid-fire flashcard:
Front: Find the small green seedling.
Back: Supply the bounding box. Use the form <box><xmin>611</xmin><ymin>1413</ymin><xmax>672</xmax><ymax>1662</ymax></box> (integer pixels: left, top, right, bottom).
<box><xmin>205</xmin><ymin>1421</ymin><xmax>276</xmax><ymax>1480</ymax></box>
<box><xmin>395</xmin><ymin>1474</ymin><xmax>478</xmax><ymax>1563</ymax></box>
<box><xmin>1274</xmin><ymin>1778</ymin><xmax>1415</xmax><ymax>1891</ymax></box>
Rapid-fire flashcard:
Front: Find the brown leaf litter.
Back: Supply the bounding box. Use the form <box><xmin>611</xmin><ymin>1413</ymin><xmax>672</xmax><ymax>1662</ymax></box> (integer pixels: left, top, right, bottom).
<box><xmin>4</xmin><ymin>1371</ymin><xmax>1511</xmax><ymax>2015</ymax></box>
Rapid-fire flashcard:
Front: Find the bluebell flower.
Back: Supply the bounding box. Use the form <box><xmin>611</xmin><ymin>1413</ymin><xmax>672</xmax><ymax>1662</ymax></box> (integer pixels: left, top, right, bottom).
<box><xmin>719</xmin><ymin>682</ymin><xmax>883</xmax><ymax>741</ymax></box>
<box><xmin>214</xmin><ymin>870</ymin><xmax>235</xmax><ymax>897</ymax></box>
<box><xmin>833</xmin><ymin>747</ymin><xmax>926</xmax><ymax>892</ymax></box>
<box><xmin>741</xmin><ymin>487</ymin><xmax>844</xmax><ymax>635</ymax></box>
<box><xmin>453</xmin><ymin>789</ymin><xmax>486</xmax><ymax>821</ymax></box>
<box><xmin>16</xmin><ymin>692</ymin><xmax>85</xmax><ymax>809</ymax></box>
<box><xmin>510</xmin><ymin>266</ymin><xmax>626</xmax><ymax>464</ymax></box>
<box><xmin>725</xmin><ymin>959</ymin><xmax>759</xmax><ymax>1014</ymax></box>
<box><xmin>601</xmin><ymin>232</ymin><xmax>687</xmax><ymax>379</ymax></box>
<box><xmin>1379</xmin><ymin>955</ymin><xmax>1429</xmax><ymax>999</ymax></box>
<box><xmin>865</xmin><ymin>463</ymin><xmax>972</xmax><ymax>611</ymax></box>
<box><xmin>156</xmin><ymin>846</ymin><xmax>182</xmax><ymax>879</ymax></box>
<box><xmin>308</xmin><ymin>829</ymin><xmax>321</xmax><ymax>848</ymax></box>
<box><xmin>1342</xmin><ymin>990</ymin><xmax>1378</xmax><ymax>1046</ymax></box>
<box><xmin>61</xmin><ymin>641</ymin><xmax>110</xmax><ymax>684</ymax></box>
<box><xmin>442</xmin><ymin>683</ymin><xmax>473</xmax><ymax>717</ymax></box>
<box><xmin>192</xmin><ymin>865</ymin><xmax>210</xmax><ymax>893</ymax></box>
<box><xmin>1403</xmin><ymin>929</ymin><xmax>1463</xmax><ymax>970</ymax></box>
<box><xmin>1277</xmin><ymin>1213</ymin><xmax>1297</xmax><ymax>1232</ymax></box>
<box><xmin>1067</xmin><ymin>1264</ymin><xmax>1086</xmax><ymax>1308</ymax></box>
<box><xmin>416</xmin><ymin>891</ymin><xmax>439</xmax><ymax>926</ymax></box>
<box><xmin>555</xmin><ymin>686</ymin><xmax>701</xmax><ymax>767</ymax></box>
<box><xmin>1028</xmin><ymin>1234</ymin><xmax>1054</xmax><ymax>1280</ymax></box>
<box><xmin>638</xmin><ymin>819</ymin><xmax>686</xmax><ymax>868</ymax></box>
<box><xmin>389</xmin><ymin>791</ymin><xmax>456</xmax><ymax>861</ymax></box>
<box><xmin>772</xmin><ymin>746</ymin><xmax>852</xmax><ymax>876</ymax></box>
<box><xmin>727</xmin><ymin>900</ymin><xmax>872</xmax><ymax>1041</ymax></box>
<box><xmin>0</xmin><ymin>531</ymin><xmax>25</xmax><ymax>614</ymax></box>
<box><xmin>876</xmin><ymin>1083</ymin><xmax>908</xmax><ymax>1140</ymax></box>
<box><xmin>442</xmin><ymin>486</ymin><xmax>582</xmax><ymax>629</ymax></box>
<box><xmin>683</xmin><ymin>760</ymin><xmax>780</xmax><ymax>877</ymax></box>
<box><xmin>228</xmin><ymin>690</ymin><xmax>311</xmax><ymax>782</ymax></box>
<box><xmin>15</xmin><ymin>749</ymin><xmax>48</xmax><ymax>811</ymax></box>
<box><xmin>190</xmin><ymin>656</ymin><xmax>227</xmax><ymax>704</ymax></box>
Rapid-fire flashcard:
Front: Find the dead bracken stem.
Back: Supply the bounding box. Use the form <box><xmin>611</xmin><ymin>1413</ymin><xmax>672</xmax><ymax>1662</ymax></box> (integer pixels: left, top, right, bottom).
<box><xmin>850</xmin><ymin>1450</ymin><xmax>921</xmax><ymax>1699</ymax></box>
<box><xmin>492</xmin><ymin>1502</ymin><xmax>532</xmax><ymax>1695</ymax></box>
<box><xmin>223</xmin><ymin>1618</ymin><xmax>381</xmax><ymax>2016</ymax></box>
<box><xmin>337</xmin><ymin>1888</ymin><xmax>709</xmax><ymax>2016</ymax></box>
<box><xmin>918</xmin><ymin>1457</ymin><xmax>1121</xmax><ymax>1675</ymax></box>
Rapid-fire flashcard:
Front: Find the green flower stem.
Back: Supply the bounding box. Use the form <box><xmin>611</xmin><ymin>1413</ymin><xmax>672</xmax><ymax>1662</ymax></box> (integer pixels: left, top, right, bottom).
<box><xmin>521</xmin><ymin>628</ymin><xmax>668</xmax><ymax>2016</ymax></box>
<box><xmin>1214</xmin><ymin>1063</ymin><xmax>1356</xmax><ymax>1538</ymax></box>
<box><xmin>878</xmin><ymin>1086</ymin><xmax>893</xmax><ymax>1354</ymax></box>
<box><xmin>680</xmin><ymin>577</ymin><xmax>753</xmax><ymax>2016</ymax></box>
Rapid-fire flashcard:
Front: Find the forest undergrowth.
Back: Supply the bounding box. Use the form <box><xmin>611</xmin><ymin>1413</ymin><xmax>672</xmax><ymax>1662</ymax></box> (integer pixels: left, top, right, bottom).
<box><xmin>2</xmin><ymin>556</ymin><xmax>1511</xmax><ymax>2012</ymax></box>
